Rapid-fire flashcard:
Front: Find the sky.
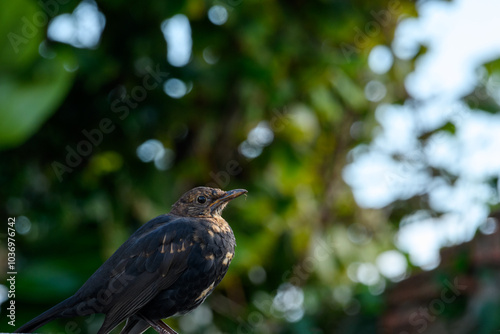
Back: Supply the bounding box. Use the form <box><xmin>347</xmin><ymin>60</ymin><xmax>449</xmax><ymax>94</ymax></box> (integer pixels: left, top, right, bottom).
<box><xmin>344</xmin><ymin>0</ymin><xmax>500</xmax><ymax>270</ymax></box>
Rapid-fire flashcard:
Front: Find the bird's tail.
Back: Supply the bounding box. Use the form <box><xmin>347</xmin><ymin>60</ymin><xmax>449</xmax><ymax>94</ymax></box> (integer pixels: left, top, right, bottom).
<box><xmin>14</xmin><ymin>295</ymin><xmax>81</xmax><ymax>333</ymax></box>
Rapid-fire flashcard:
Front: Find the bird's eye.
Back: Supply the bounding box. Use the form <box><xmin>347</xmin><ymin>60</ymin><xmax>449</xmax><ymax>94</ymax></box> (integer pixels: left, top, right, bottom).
<box><xmin>197</xmin><ymin>196</ymin><xmax>206</xmax><ymax>204</ymax></box>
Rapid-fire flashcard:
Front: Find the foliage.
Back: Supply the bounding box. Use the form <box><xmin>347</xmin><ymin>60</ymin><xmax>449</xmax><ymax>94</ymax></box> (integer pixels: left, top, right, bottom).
<box><xmin>7</xmin><ymin>0</ymin><xmax>499</xmax><ymax>333</ymax></box>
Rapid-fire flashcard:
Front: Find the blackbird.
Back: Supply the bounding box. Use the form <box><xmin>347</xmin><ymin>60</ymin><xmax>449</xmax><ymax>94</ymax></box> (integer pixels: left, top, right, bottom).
<box><xmin>15</xmin><ymin>187</ymin><xmax>247</xmax><ymax>334</ymax></box>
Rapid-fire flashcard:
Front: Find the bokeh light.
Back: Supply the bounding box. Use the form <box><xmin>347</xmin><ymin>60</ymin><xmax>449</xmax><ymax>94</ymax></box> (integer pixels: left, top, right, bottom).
<box><xmin>208</xmin><ymin>5</ymin><xmax>228</xmax><ymax>26</ymax></box>
<box><xmin>136</xmin><ymin>139</ymin><xmax>175</xmax><ymax>171</ymax></box>
<box><xmin>248</xmin><ymin>266</ymin><xmax>267</xmax><ymax>285</ymax></box>
<box><xmin>272</xmin><ymin>284</ymin><xmax>305</xmax><ymax>323</ymax></box>
<box><xmin>161</xmin><ymin>14</ymin><xmax>192</xmax><ymax>67</ymax></box>
<box><xmin>163</xmin><ymin>78</ymin><xmax>188</xmax><ymax>99</ymax></box>
<box><xmin>368</xmin><ymin>45</ymin><xmax>393</xmax><ymax>74</ymax></box>
<box><xmin>239</xmin><ymin>122</ymin><xmax>274</xmax><ymax>159</ymax></box>
<box><xmin>376</xmin><ymin>250</ymin><xmax>407</xmax><ymax>281</ymax></box>
<box><xmin>202</xmin><ymin>47</ymin><xmax>219</xmax><ymax>65</ymax></box>
<box><xmin>364</xmin><ymin>80</ymin><xmax>386</xmax><ymax>102</ymax></box>
<box><xmin>47</xmin><ymin>0</ymin><xmax>105</xmax><ymax>49</ymax></box>
<box><xmin>15</xmin><ymin>216</ymin><xmax>32</xmax><ymax>235</ymax></box>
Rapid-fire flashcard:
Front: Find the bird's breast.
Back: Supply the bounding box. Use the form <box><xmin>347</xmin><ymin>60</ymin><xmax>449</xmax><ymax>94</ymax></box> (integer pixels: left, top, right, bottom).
<box><xmin>192</xmin><ymin>220</ymin><xmax>235</xmax><ymax>285</ymax></box>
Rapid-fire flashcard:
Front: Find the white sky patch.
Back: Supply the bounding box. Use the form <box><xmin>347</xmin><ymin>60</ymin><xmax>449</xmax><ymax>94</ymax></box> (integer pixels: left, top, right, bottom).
<box><xmin>396</xmin><ymin>215</ymin><xmax>443</xmax><ymax>270</ymax></box>
<box><xmin>396</xmin><ymin>209</ymin><xmax>488</xmax><ymax>269</ymax></box>
<box><xmin>344</xmin><ymin>0</ymin><xmax>500</xmax><ymax>270</ymax></box>
<box><xmin>456</xmin><ymin>111</ymin><xmax>500</xmax><ymax>179</ymax></box>
<box><xmin>428</xmin><ymin>178</ymin><xmax>495</xmax><ymax>214</ymax></box>
<box><xmin>424</xmin><ymin>131</ymin><xmax>460</xmax><ymax>173</ymax></box>
<box><xmin>398</xmin><ymin>0</ymin><xmax>500</xmax><ymax>100</ymax></box>
<box><xmin>343</xmin><ymin>150</ymin><xmax>431</xmax><ymax>208</ymax></box>
<box><xmin>391</xmin><ymin>18</ymin><xmax>421</xmax><ymax>60</ymax></box>
<box><xmin>373</xmin><ymin>104</ymin><xmax>419</xmax><ymax>154</ymax></box>
<box><xmin>414</xmin><ymin>99</ymin><xmax>470</xmax><ymax>133</ymax></box>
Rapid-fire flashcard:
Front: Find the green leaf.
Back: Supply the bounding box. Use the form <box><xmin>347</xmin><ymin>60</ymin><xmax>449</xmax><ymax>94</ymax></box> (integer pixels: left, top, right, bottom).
<box><xmin>0</xmin><ymin>56</ymin><xmax>75</xmax><ymax>149</ymax></box>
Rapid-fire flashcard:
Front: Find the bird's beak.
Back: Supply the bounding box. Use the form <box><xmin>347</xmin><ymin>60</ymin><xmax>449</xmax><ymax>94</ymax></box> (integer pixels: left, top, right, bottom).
<box><xmin>210</xmin><ymin>189</ymin><xmax>248</xmax><ymax>209</ymax></box>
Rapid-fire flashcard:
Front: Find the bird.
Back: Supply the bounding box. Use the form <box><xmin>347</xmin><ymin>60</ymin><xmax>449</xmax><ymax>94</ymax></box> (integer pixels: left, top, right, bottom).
<box><xmin>15</xmin><ymin>186</ymin><xmax>247</xmax><ymax>334</ymax></box>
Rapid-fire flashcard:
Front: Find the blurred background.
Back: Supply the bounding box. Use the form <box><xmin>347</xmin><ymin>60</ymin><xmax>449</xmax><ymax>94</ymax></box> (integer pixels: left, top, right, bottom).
<box><xmin>1</xmin><ymin>0</ymin><xmax>500</xmax><ymax>333</ymax></box>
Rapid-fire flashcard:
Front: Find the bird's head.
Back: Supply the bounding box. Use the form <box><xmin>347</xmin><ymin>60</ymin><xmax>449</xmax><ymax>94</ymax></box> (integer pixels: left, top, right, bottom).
<box><xmin>170</xmin><ymin>186</ymin><xmax>247</xmax><ymax>218</ymax></box>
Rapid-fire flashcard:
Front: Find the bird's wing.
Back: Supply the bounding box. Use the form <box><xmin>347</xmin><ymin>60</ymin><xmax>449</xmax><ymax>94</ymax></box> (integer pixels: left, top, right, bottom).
<box><xmin>91</xmin><ymin>217</ymin><xmax>197</xmax><ymax>334</ymax></box>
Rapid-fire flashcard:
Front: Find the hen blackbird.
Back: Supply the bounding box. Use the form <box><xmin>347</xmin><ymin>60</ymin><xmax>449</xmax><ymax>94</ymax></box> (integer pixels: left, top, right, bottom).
<box><xmin>15</xmin><ymin>187</ymin><xmax>247</xmax><ymax>334</ymax></box>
